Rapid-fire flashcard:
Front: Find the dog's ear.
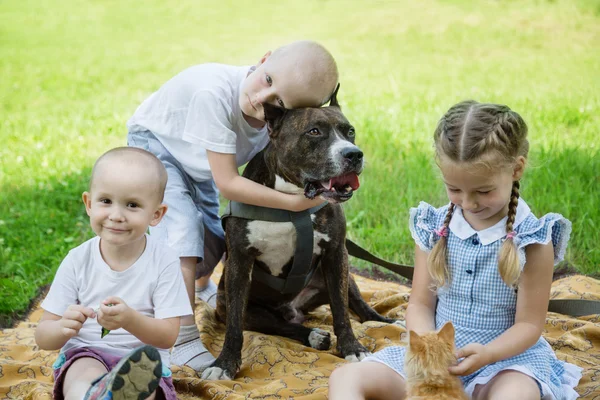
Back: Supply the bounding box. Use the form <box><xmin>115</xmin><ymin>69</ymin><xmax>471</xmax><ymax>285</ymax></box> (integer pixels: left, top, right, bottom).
<box><xmin>328</xmin><ymin>83</ymin><xmax>341</xmax><ymax>108</ymax></box>
<box><xmin>263</xmin><ymin>103</ymin><xmax>286</xmax><ymax>137</ymax></box>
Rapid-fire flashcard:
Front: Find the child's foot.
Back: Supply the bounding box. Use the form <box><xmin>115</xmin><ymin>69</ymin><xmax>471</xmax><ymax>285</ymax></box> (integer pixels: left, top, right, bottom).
<box><xmin>171</xmin><ymin>324</ymin><xmax>216</xmax><ymax>373</ymax></box>
<box><xmin>85</xmin><ymin>345</ymin><xmax>162</xmax><ymax>400</ymax></box>
<box><xmin>195</xmin><ymin>279</ymin><xmax>217</xmax><ymax>308</ymax></box>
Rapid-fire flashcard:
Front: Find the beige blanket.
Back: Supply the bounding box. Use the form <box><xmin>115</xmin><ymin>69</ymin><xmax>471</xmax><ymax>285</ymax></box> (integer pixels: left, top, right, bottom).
<box><xmin>1</xmin><ymin>270</ymin><xmax>599</xmax><ymax>399</ymax></box>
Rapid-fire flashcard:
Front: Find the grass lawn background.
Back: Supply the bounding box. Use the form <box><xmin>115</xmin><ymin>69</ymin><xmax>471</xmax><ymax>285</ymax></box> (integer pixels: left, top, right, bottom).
<box><xmin>1</xmin><ymin>0</ymin><xmax>599</xmax><ymax>326</ymax></box>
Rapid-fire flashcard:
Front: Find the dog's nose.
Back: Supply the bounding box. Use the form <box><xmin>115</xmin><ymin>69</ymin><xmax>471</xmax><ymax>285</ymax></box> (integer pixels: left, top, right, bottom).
<box><xmin>342</xmin><ymin>147</ymin><xmax>363</xmax><ymax>165</ymax></box>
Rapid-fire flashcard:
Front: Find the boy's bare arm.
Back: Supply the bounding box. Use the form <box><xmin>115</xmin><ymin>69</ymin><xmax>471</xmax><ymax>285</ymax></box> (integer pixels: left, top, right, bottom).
<box><xmin>35</xmin><ymin>306</ymin><xmax>95</xmax><ymax>350</ymax></box>
<box><xmin>123</xmin><ymin>312</ymin><xmax>180</xmax><ymax>349</ymax></box>
<box><xmin>98</xmin><ymin>297</ymin><xmax>180</xmax><ymax>349</ymax></box>
<box><xmin>207</xmin><ymin>150</ymin><xmax>325</xmax><ymax>212</ymax></box>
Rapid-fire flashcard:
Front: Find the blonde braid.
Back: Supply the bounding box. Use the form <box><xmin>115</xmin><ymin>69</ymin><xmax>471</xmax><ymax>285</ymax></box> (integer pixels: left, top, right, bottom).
<box><xmin>498</xmin><ymin>181</ymin><xmax>521</xmax><ymax>286</ymax></box>
<box><xmin>427</xmin><ymin>203</ymin><xmax>455</xmax><ymax>288</ymax></box>
<box><xmin>433</xmin><ymin>100</ymin><xmax>529</xmax><ymax>288</ymax></box>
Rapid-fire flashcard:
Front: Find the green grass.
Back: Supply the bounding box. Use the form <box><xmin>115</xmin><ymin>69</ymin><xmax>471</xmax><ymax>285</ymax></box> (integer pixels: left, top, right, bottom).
<box><xmin>1</xmin><ymin>0</ymin><xmax>599</xmax><ymax>325</ymax></box>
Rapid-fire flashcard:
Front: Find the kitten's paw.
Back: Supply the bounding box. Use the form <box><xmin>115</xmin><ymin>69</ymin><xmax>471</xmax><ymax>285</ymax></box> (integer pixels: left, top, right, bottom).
<box><xmin>308</xmin><ymin>328</ymin><xmax>331</xmax><ymax>350</ymax></box>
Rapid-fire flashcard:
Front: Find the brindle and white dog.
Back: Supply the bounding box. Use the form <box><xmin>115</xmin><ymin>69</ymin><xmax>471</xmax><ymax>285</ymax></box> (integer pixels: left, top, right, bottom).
<box><xmin>202</xmin><ymin>88</ymin><xmax>396</xmax><ymax>380</ymax></box>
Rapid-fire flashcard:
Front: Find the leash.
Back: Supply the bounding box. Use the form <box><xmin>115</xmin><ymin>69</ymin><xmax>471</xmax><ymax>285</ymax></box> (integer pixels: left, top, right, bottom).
<box><xmin>345</xmin><ymin>238</ymin><xmax>414</xmax><ymax>280</ymax></box>
<box><xmin>222</xmin><ymin>201</ymin><xmax>599</xmax><ymax>316</ymax></box>
<box><xmin>546</xmin><ymin>299</ymin><xmax>600</xmax><ymax>317</ymax></box>
<box><xmin>345</xmin><ymin>239</ymin><xmax>600</xmax><ymax>317</ymax></box>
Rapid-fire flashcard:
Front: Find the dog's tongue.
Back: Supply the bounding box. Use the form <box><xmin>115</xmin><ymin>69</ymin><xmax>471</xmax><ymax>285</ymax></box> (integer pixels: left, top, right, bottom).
<box><xmin>325</xmin><ymin>173</ymin><xmax>360</xmax><ymax>191</ymax></box>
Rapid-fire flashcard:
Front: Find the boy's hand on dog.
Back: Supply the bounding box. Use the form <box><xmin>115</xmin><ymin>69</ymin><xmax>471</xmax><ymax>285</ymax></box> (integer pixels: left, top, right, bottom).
<box><xmin>60</xmin><ymin>304</ymin><xmax>96</xmax><ymax>338</ymax></box>
<box><xmin>294</xmin><ymin>193</ymin><xmax>326</xmax><ymax>212</ymax></box>
<box><xmin>448</xmin><ymin>343</ymin><xmax>492</xmax><ymax>376</ymax></box>
<box><xmin>97</xmin><ymin>297</ymin><xmax>132</xmax><ymax>331</ymax></box>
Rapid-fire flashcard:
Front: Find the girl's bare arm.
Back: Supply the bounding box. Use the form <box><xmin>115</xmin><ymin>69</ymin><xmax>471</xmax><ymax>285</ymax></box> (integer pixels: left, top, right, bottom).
<box><xmin>485</xmin><ymin>242</ymin><xmax>554</xmax><ymax>362</ymax></box>
<box><xmin>405</xmin><ymin>245</ymin><xmax>437</xmax><ymax>333</ymax></box>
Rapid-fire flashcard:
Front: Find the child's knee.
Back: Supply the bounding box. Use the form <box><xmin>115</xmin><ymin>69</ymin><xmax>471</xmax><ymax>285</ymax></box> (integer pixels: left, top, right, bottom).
<box><xmin>329</xmin><ymin>362</ymin><xmax>365</xmax><ymax>387</ymax></box>
<box><xmin>475</xmin><ymin>371</ymin><xmax>541</xmax><ymax>400</ymax></box>
<box><xmin>65</xmin><ymin>357</ymin><xmax>107</xmax><ymax>379</ymax></box>
<box><xmin>330</xmin><ymin>362</ymin><xmax>408</xmax><ymax>400</ymax></box>
<box><xmin>329</xmin><ymin>363</ymin><xmax>353</xmax><ymax>384</ymax></box>
<box><xmin>488</xmin><ymin>386</ymin><xmax>540</xmax><ymax>400</ymax></box>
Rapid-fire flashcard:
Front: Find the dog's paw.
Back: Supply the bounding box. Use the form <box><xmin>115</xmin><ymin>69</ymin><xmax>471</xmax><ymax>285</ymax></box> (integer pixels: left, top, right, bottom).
<box><xmin>201</xmin><ymin>366</ymin><xmax>233</xmax><ymax>381</ymax></box>
<box><xmin>344</xmin><ymin>351</ymin><xmax>371</xmax><ymax>362</ymax></box>
<box><xmin>392</xmin><ymin>319</ymin><xmax>406</xmax><ymax>329</ymax></box>
<box><xmin>308</xmin><ymin>328</ymin><xmax>331</xmax><ymax>350</ymax></box>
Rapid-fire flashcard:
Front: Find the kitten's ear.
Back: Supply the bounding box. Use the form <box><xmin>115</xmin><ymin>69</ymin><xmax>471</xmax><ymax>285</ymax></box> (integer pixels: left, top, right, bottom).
<box><xmin>409</xmin><ymin>330</ymin><xmax>422</xmax><ymax>349</ymax></box>
<box><xmin>438</xmin><ymin>322</ymin><xmax>455</xmax><ymax>344</ymax></box>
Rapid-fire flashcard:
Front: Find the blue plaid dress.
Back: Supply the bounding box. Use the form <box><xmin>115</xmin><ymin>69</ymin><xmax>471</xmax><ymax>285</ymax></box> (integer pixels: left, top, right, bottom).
<box><xmin>364</xmin><ymin>199</ymin><xmax>582</xmax><ymax>399</ymax></box>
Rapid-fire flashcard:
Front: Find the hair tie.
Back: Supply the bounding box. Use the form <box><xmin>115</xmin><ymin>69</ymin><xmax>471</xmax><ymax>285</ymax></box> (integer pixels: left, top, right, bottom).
<box><xmin>434</xmin><ymin>226</ymin><xmax>448</xmax><ymax>237</ymax></box>
<box><xmin>506</xmin><ymin>231</ymin><xmax>517</xmax><ymax>240</ymax></box>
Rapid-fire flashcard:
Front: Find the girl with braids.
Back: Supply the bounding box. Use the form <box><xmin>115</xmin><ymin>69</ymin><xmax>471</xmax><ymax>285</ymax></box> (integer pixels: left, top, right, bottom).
<box><xmin>329</xmin><ymin>100</ymin><xmax>582</xmax><ymax>400</ymax></box>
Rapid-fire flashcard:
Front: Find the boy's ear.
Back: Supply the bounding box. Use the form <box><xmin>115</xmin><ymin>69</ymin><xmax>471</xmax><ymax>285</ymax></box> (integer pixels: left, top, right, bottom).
<box><xmin>328</xmin><ymin>83</ymin><xmax>341</xmax><ymax>108</ymax></box>
<box><xmin>438</xmin><ymin>321</ymin><xmax>455</xmax><ymax>344</ymax></box>
<box><xmin>149</xmin><ymin>204</ymin><xmax>168</xmax><ymax>227</ymax></box>
<box><xmin>82</xmin><ymin>192</ymin><xmax>92</xmax><ymax>217</ymax></box>
<box><xmin>257</xmin><ymin>51</ymin><xmax>272</xmax><ymax>67</ymax></box>
<box><xmin>263</xmin><ymin>103</ymin><xmax>286</xmax><ymax>137</ymax></box>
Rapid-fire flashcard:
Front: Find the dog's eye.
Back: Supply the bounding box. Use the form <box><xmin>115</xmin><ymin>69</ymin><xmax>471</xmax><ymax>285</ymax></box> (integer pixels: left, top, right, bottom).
<box><xmin>347</xmin><ymin>128</ymin><xmax>355</xmax><ymax>137</ymax></box>
<box><xmin>307</xmin><ymin>128</ymin><xmax>320</xmax><ymax>136</ymax></box>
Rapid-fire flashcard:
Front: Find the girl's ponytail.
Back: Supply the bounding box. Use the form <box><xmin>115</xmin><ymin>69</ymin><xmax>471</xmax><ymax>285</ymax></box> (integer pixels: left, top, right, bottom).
<box><xmin>427</xmin><ymin>203</ymin><xmax>455</xmax><ymax>288</ymax></box>
<box><xmin>498</xmin><ymin>181</ymin><xmax>521</xmax><ymax>286</ymax></box>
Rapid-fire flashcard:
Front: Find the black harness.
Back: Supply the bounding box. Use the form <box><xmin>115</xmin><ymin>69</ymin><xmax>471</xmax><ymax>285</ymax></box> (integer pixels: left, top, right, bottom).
<box><xmin>222</xmin><ymin>200</ymin><xmax>327</xmax><ymax>294</ymax></box>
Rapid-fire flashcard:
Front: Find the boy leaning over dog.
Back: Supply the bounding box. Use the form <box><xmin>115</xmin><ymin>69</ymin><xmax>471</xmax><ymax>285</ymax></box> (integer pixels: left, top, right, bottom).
<box><xmin>126</xmin><ymin>40</ymin><xmax>340</xmax><ymax>372</ymax></box>
<box><xmin>35</xmin><ymin>147</ymin><xmax>192</xmax><ymax>400</ymax></box>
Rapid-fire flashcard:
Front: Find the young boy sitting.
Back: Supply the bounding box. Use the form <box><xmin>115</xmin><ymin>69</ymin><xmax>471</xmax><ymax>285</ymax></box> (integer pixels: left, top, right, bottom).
<box><xmin>35</xmin><ymin>147</ymin><xmax>192</xmax><ymax>400</ymax></box>
<box><xmin>127</xmin><ymin>40</ymin><xmax>340</xmax><ymax>372</ymax></box>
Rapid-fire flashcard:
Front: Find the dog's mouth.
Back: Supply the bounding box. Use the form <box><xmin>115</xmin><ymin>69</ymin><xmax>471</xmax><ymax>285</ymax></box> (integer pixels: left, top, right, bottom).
<box><xmin>304</xmin><ymin>172</ymin><xmax>360</xmax><ymax>202</ymax></box>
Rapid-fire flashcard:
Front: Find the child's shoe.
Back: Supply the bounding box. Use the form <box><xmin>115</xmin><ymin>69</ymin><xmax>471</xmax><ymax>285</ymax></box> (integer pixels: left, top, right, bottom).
<box><xmin>84</xmin><ymin>345</ymin><xmax>162</xmax><ymax>400</ymax></box>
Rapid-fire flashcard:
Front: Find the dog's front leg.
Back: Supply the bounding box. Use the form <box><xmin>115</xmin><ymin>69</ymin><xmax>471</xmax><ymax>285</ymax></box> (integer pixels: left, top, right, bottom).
<box><xmin>322</xmin><ymin>245</ymin><xmax>370</xmax><ymax>362</ymax></box>
<box><xmin>201</xmin><ymin>250</ymin><xmax>253</xmax><ymax>380</ymax></box>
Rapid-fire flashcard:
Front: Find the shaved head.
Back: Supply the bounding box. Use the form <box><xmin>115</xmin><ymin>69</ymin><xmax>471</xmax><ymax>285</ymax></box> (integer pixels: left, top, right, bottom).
<box><xmin>268</xmin><ymin>40</ymin><xmax>339</xmax><ymax>106</ymax></box>
<box><xmin>90</xmin><ymin>147</ymin><xmax>168</xmax><ymax>201</ymax></box>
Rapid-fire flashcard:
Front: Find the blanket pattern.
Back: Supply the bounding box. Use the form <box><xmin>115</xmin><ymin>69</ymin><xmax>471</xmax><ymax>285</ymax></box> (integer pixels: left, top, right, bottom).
<box><xmin>1</xmin><ymin>271</ymin><xmax>599</xmax><ymax>399</ymax></box>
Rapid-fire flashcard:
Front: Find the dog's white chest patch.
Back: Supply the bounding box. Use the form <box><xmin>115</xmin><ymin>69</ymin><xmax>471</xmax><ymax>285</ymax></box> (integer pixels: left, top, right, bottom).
<box><xmin>247</xmin><ymin>220</ymin><xmax>330</xmax><ymax>276</ymax></box>
<box><xmin>274</xmin><ymin>175</ymin><xmax>303</xmax><ymax>194</ymax></box>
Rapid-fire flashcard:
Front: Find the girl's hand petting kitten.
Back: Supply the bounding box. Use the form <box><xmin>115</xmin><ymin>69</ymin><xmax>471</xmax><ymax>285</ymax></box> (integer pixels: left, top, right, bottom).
<box><xmin>448</xmin><ymin>343</ymin><xmax>493</xmax><ymax>376</ymax></box>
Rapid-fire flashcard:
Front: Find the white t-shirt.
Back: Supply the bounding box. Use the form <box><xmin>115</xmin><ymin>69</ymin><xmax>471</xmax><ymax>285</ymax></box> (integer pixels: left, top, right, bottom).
<box><xmin>41</xmin><ymin>235</ymin><xmax>192</xmax><ymax>366</ymax></box>
<box><xmin>127</xmin><ymin>63</ymin><xmax>270</xmax><ymax>182</ymax></box>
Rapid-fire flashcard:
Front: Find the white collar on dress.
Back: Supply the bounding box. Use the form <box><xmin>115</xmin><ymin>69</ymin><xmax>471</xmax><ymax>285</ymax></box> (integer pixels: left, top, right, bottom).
<box><xmin>448</xmin><ymin>198</ymin><xmax>531</xmax><ymax>245</ymax></box>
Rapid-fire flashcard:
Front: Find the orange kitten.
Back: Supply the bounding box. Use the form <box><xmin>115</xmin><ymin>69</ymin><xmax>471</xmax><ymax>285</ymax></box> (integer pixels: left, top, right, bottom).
<box><xmin>405</xmin><ymin>322</ymin><xmax>469</xmax><ymax>400</ymax></box>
